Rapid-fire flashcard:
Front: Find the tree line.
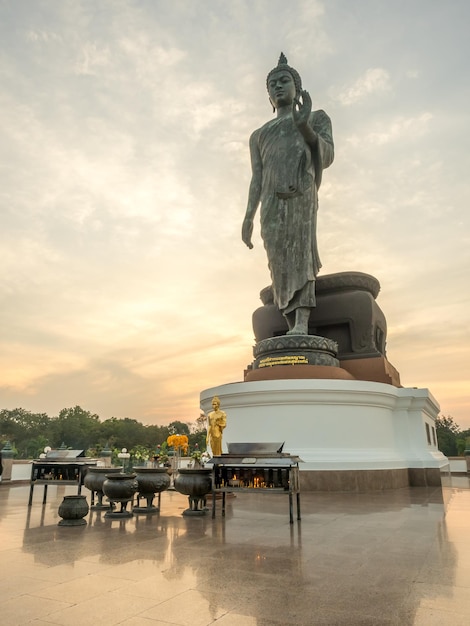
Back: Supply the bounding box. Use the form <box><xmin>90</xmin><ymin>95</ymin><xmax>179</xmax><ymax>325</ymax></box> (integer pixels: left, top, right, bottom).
<box><xmin>0</xmin><ymin>406</ymin><xmax>207</xmax><ymax>462</ymax></box>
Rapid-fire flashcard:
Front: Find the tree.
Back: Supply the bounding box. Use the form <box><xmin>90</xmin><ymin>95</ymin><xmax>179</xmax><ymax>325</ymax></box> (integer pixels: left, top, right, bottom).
<box><xmin>168</xmin><ymin>420</ymin><xmax>190</xmax><ymax>436</ymax></box>
<box><xmin>49</xmin><ymin>406</ymin><xmax>101</xmax><ymax>450</ymax></box>
<box><xmin>188</xmin><ymin>412</ymin><xmax>207</xmax><ymax>452</ymax></box>
<box><xmin>22</xmin><ymin>435</ymin><xmax>51</xmax><ymax>459</ymax></box>
<box><xmin>435</xmin><ymin>415</ymin><xmax>461</xmax><ymax>457</ymax></box>
<box><xmin>193</xmin><ymin>412</ymin><xmax>207</xmax><ymax>432</ymax></box>
<box><xmin>0</xmin><ymin>408</ymin><xmax>52</xmax><ymax>458</ymax></box>
<box><xmin>100</xmin><ymin>417</ymin><xmax>147</xmax><ymax>450</ymax></box>
<box><xmin>141</xmin><ymin>424</ymin><xmax>171</xmax><ymax>450</ymax></box>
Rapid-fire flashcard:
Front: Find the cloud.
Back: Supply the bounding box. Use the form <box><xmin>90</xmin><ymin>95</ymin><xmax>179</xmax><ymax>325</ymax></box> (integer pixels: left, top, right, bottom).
<box><xmin>349</xmin><ymin>112</ymin><xmax>433</xmax><ymax>146</ymax></box>
<box><xmin>75</xmin><ymin>42</ymin><xmax>111</xmax><ymax>75</ymax></box>
<box><xmin>334</xmin><ymin>68</ymin><xmax>391</xmax><ymax>105</ymax></box>
<box><xmin>26</xmin><ymin>30</ymin><xmax>61</xmax><ymax>43</ymax></box>
<box><xmin>1</xmin><ymin>1</ymin><xmax>469</xmax><ymax>430</ymax></box>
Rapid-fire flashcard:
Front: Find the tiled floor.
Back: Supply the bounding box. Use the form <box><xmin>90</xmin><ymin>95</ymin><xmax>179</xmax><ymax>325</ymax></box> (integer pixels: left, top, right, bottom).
<box><xmin>1</xmin><ymin>479</ymin><xmax>469</xmax><ymax>625</ymax></box>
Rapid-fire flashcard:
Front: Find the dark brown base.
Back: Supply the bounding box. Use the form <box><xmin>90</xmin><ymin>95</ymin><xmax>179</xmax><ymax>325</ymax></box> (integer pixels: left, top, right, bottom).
<box><xmin>408</xmin><ymin>467</ymin><xmax>449</xmax><ymax>487</ymax></box>
<box><xmin>244</xmin><ymin>364</ymin><xmax>355</xmax><ymax>382</ymax></box>
<box><xmin>244</xmin><ymin>356</ymin><xmax>401</xmax><ymax>387</ymax></box>
<box><xmin>340</xmin><ymin>356</ymin><xmax>401</xmax><ymax>387</ymax></box>
<box><xmin>299</xmin><ymin>467</ymin><xmax>449</xmax><ymax>492</ymax></box>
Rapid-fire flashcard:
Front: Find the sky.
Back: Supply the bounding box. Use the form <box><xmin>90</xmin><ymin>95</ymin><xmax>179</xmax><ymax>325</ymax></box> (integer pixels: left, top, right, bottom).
<box><xmin>1</xmin><ymin>0</ymin><xmax>469</xmax><ymax>430</ymax></box>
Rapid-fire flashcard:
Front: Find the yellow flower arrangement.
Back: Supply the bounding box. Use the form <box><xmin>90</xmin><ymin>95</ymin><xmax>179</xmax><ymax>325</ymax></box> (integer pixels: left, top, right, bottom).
<box><xmin>167</xmin><ymin>434</ymin><xmax>189</xmax><ymax>453</ymax></box>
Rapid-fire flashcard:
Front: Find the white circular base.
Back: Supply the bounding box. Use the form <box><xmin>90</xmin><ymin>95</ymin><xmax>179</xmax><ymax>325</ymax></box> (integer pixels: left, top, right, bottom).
<box><xmin>200</xmin><ymin>379</ymin><xmax>448</xmax><ymax>472</ymax></box>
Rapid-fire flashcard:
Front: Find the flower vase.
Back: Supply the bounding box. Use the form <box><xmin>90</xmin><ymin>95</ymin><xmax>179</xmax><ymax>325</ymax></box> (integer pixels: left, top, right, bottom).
<box><xmin>174</xmin><ymin>468</ymin><xmax>212</xmax><ymax>516</ymax></box>
<box><xmin>58</xmin><ymin>495</ymin><xmax>89</xmax><ymax>526</ymax></box>
<box><xmin>102</xmin><ymin>473</ymin><xmax>138</xmax><ymax>519</ymax></box>
<box><xmin>84</xmin><ymin>466</ymin><xmax>123</xmax><ymax>510</ymax></box>
<box><xmin>133</xmin><ymin>467</ymin><xmax>171</xmax><ymax>514</ymax></box>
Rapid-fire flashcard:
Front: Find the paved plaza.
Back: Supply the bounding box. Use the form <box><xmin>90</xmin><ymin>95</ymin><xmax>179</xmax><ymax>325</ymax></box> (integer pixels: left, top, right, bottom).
<box><xmin>1</xmin><ymin>479</ymin><xmax>469</xmax><ymax>625</ymax></box>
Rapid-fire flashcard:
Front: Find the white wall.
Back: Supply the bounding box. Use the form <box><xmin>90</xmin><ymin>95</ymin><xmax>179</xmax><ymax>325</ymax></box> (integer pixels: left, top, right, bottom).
<box><xmin>201</xmin><ymin>380</ymin><xmax>449</xmax><ymax>471</ymax></box>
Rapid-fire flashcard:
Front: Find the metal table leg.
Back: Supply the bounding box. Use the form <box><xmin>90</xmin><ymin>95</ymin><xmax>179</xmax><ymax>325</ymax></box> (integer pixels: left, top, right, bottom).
<box><xmin>28</xmin><ymin>483</ymin><xmax>34</xmax><ymax>506</ymax></box>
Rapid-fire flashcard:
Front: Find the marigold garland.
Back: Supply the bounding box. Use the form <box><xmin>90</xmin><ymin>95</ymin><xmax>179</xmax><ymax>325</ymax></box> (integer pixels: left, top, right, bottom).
<box><xmin>167</xmin><ymin>434</ymin><xmax>189</xmax><ymax>453</ymax></box>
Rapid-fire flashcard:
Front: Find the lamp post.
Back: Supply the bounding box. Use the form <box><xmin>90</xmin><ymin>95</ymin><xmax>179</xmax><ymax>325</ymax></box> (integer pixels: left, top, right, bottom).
<box><xmin>117</xmin><ymin>448</ymin><xmax>130</xmax><ymax>473</ymax></box>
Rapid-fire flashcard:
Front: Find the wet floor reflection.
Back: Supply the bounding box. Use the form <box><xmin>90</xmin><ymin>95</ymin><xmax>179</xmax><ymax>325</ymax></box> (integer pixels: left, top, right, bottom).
<box><xmin>1</xmin><ymin>483</ymin><xmax>466</xmax><ymax>625</ymax></box>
